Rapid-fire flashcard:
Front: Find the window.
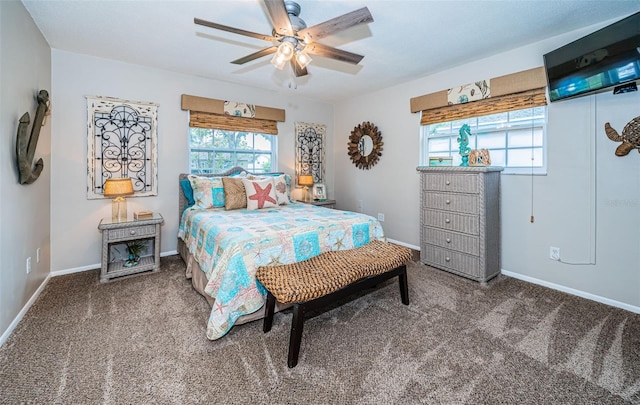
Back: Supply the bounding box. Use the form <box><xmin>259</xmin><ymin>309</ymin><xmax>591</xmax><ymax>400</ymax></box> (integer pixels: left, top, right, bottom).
<box><xmin>189</xmin><ymin>127</ymin><xmax>277</xmax><ymax>174</ymax></box>
<box><xmin>420</xmin><ymin>106</ymin><xmax>546</xmax><ymax>174</ymax></box>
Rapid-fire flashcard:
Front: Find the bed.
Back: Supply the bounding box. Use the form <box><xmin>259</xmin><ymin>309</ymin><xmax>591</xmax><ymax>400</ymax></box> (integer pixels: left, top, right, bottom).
<box><xmin>177</xmin><ymin>167</ymin><xmax>386</xmax><ymax>340</ymax></box>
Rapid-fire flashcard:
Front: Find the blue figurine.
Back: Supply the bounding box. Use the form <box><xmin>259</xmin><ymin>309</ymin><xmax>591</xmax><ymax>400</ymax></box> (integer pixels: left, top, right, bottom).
<box><xmin>457</xmin><ymin>124</ymin><xmax>472</xmax><ymax>166</ymax></box>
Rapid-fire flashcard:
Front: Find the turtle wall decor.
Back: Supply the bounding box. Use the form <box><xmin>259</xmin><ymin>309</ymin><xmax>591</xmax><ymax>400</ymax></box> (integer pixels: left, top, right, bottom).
<box><xmin>604</xmin><ymin>115</ymin><xmax>640</xmax><ymax>156</ymax></box>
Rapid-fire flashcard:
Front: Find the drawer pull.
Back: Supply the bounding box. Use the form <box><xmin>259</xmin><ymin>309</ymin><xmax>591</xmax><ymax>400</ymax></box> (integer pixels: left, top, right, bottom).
<box><xmin>445</xmin><ymin>257</ymin><xmax>451</xmax><ymax>262</ymax></box>
<box><xmin>445</xmin><ymin>218</ymin><xmax>451</xmax><ymax>224</ymax></box>
<box><xmin>130</xmin><ymin>230</ymin><xmax>136</xmax><ymax>235</ymax></box>
<box><xmin>445</xmin><ymin>180</ymin><xmax>451</xmax><ymax>186</ymax></box>
<box><xmin>446</xmin><ymin>238</ymin><xmax>451</xmax><ymax>243</ymax></box>
<box><xmin>445</xmin><ymin>199</ymin><xmax>451</xmax><ymax>204</ymax></box>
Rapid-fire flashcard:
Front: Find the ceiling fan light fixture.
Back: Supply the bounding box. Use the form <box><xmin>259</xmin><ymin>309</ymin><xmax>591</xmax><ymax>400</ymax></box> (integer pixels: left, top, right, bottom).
<box><xmin>296</xmin><ymin>50</ymin><xmax>312</xmax><ymax>69</ymax></box>
<box><xmin>195</xmin><ymin>0</ymin><xmax>374</xmax><ymax>79</ymax></box>
<box><xmin>270</xmin><ymin>52</ymin><xmax>289</xmax><ymax>70</ymax></box>
<box><xmin>276</xmin><ymin>41</ymin><xmax>295</xmax><ymax>59</ymax></box>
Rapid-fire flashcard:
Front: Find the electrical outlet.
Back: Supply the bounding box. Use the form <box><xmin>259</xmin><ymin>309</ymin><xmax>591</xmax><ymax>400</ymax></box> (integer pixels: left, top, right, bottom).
<box><xmin>36</xmin><ymin>248</ymin><xmax>41</xmax><ymax>263</ymax></box>
<box><xmin>357</xmin><ymin>200</ymin><xmax>363</xmax><ymax>213</ymax></box>
<box><xmin>378</xmin><ymin>213</ymin><xmax>385</xmax><ymax>222</ymax></box>
<box><xmin>26</xmin><ymin>257</ymin><xmax>32</xmax><ymax>274</ymax></box>
<box><xmin>549</xmin><ymin>246</ymin><xmax>560</xmax><ymax>261</ymax></box>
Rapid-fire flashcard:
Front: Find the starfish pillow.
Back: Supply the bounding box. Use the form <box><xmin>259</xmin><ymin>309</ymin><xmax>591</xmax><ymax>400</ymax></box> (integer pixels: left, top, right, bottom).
<box><xmin>242</xmin><ymin>178</ymin><xmax>278</xmax><ymax>210</ymax></box>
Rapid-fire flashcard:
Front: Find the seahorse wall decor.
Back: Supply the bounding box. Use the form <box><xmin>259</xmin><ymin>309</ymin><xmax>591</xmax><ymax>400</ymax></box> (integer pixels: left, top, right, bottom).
<box><xmin>604</xmin><ymin>116</ymin><xmax>640</xmax><ymax>156</ymax></box>
<box><xmin>16</xmin><ymin>89</ymin><xmax>49</xmax><ymax>184</ymax></box>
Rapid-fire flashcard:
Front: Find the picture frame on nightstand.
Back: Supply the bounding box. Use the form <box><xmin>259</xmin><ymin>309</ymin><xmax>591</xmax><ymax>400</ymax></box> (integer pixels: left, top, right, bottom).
<box><xmin>312</xmin><ymin>183</ymin><xmax>326</xmax><ymax>201</ymax></box>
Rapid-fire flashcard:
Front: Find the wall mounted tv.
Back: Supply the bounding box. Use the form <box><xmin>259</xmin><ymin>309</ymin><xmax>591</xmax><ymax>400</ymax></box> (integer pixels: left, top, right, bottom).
<box><xmin>544</xmin><ymin>11</ymin><xmax>640</xmax><ymax>102</ymax></box>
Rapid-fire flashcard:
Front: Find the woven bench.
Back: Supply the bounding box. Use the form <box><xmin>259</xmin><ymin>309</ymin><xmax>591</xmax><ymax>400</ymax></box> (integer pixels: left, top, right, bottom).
<box><xmin>256</xmin><ymin>240</ymin><xmax>413</xmax><ymax>368</ymax></box>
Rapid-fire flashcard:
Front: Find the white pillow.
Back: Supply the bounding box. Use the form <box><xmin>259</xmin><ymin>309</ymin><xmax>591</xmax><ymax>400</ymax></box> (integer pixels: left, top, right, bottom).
<box><xmin>242</xmin><ymin>178</ymin><xmax>278</xmax><ymax>210</ymax></box>
<box><xmin>271</xmin><ymin>174</ymin><xmax>291</xmax><ymax>205</ymax></box>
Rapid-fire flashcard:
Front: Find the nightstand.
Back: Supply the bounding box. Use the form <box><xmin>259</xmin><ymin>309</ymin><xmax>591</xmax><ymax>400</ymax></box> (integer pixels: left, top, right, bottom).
<box><xmin>98</xmin><ymin>213</ymin><xmax>164</xmax><ymax>282</ymax></box>
<box><xmin>298</xmin><ymin>199</ymin><xmax>336</xmax><ymax>209</ymax></box>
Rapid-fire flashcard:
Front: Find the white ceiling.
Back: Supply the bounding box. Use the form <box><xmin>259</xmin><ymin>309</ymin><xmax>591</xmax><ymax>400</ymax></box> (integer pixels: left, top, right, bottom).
<box><xmin>22</xmin><ymin>0</ymin><xmax>640</xmax><ymax>103</ymax></box>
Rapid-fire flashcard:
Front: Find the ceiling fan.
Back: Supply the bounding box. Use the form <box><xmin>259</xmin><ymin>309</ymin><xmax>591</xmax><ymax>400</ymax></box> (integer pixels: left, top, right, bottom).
<box><xmin>194</xmin><ymin>0</ymin><xmax>374</xmax><ymax>77</ymax></box>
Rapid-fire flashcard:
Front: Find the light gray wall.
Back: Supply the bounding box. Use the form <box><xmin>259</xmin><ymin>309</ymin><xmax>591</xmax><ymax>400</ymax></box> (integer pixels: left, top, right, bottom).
<box><xmin>333</xmin><ymin>22</ymin><xmax>640</xmax><ymax>309</ymax></box>
<box><xmin>0</xmin><ymin>1</ymin><xmax>51</xmax><ymax>338</ymax></box>
<box><xmin>50</xmin><ymin>50</ymin><xmax>334</xmax><ymax>272</ymax></box>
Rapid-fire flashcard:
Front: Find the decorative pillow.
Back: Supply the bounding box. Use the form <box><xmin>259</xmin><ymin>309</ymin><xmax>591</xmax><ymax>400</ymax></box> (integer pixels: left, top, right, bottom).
<box><xmin>222</xmin><ymin>177</ymin><xmax>247</xmax><ymax>210</ymax></box>
<box><xmin>187</xmin><ymin>175</ymin><xmax>225</xmax><ymax>209</ymax></box>
<box><xmin>250</xmin><ymin>173</ymin><xmax>293</xmax><ymax>204</ymax></box>
<box><xmin>242</xmin><ymin>178</ymin><xmax>278</xmax><ymax>210</ymax></box>
<box><xmin>180</xmin><ymin>178</ymin><xmax>195</xmax><ymax>208</ymax></box>
<box><xmin>271</xmin><ymin>174</ymin><xmax>291</xmax><ymax>205</ymax></box>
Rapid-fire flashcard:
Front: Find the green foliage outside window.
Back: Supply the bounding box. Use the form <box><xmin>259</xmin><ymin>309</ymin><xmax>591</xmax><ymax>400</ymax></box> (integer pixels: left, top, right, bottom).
<box><xmin>189</xmin><ymin>128</ymin><xmax>275</xmax><ymax>174</ymax></box>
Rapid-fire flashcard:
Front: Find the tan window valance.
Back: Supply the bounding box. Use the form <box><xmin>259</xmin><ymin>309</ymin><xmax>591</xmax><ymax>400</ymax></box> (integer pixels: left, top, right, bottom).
<box><xmin>181</xmin><ymin>94</ymin><xmax>285</xmax><ymax>135</ymax></box>
<box><xmin>410</xmin><ymin>67</ymin><xmax>548</xmax><ymax>126</ymax></box>
<box><xmin>419</xmin><ymin>88</ymin><xmax>547</xmax><ymax>126</ymax></box>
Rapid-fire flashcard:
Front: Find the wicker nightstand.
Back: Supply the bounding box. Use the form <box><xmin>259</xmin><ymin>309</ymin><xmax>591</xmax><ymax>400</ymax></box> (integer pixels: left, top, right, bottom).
<box><xmin>98</xmin><ymin>213</ymin><xmax>164</xmax><ymax>282</ymax></box>
<box><xmin>298</xmin><ymin>199</ymin><xmax>336</xmax><ymax>209</ymax></box>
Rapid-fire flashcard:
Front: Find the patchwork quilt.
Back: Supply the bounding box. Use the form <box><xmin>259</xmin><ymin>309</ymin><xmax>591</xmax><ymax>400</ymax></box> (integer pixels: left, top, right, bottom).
<box><xmin>178</xmin><ymin>203</ymin><xmax>386</xmax><ymax>340</ymax></box>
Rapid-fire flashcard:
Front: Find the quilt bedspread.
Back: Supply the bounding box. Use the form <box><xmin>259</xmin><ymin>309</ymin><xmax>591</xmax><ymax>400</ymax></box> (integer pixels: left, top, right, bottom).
<box><xmin>178</xmin><ymin>203</ymin><xmax>385</xmax><ymax>340</ymax></box>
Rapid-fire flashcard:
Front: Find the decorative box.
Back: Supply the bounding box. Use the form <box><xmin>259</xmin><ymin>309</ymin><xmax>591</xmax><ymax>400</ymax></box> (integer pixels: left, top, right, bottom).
<box><xmin>428</xmin><ymin>156</ymin><xmax>453</xmax><ymax>167</ymax></box>
<box><xmin>134</xmin><ymin>210</ymin><xmax>153</xmax><ymax>220</ymax></box>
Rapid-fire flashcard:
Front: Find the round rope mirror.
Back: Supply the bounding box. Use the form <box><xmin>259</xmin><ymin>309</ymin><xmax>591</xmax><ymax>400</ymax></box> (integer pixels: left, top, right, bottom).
<box><xmin>347</xmin><ymin>121</ymin><xmax>383</xmax><ymax>170</ymax></box>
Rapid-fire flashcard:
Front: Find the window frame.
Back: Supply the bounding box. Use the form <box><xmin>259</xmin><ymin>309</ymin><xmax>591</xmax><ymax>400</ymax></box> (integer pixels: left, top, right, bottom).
<box><xmin>420</xmin><ymin>107</ymin><xmax>548</xmax><ymax>175</ymax></box>
<box><xmin>188</xmin><ymin>127</ymin><xmax>278</xmax><ymax>174</ymax></box>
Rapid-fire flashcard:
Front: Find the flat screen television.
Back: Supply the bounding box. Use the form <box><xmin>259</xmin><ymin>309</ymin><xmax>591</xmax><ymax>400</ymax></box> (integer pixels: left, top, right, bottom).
<box><xmin>544</xmin><ymin>11</ymin><xmax>640</xmax><ymax>102</ymax></box>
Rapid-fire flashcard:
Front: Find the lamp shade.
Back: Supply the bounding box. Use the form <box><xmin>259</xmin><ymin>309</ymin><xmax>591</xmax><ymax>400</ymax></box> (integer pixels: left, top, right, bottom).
<box><xmin>296</xmin><ymin>51</ymin><xmax>312</xmax><ymax>69</ymax></box>
<box><xmin>103</xmin><ymin>178</ymin><xmax>134</xmax><ymax>197</ymax></box>
<box><xmin>298</xmin><ymin>174</ymin><xmax>314</xmax><ymax>187</ymax></box>
<box><xmin>270</xmin><ymin>53</ymin><xmax>288</xmax><ymax>70</ymax></box>
<box><xmin>277</xmin><ymin>41</ymin><xmax>295</xmax><ymax>59</ymax></box>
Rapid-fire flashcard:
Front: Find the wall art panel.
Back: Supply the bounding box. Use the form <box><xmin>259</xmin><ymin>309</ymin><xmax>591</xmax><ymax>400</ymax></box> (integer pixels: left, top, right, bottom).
<box><xmin>86</xmin><ymin>96</ymin><xmax>158</xmax><ymax>199</ymax></box>
<box><xmin>295</xmin><ymin>121</ymin><xmax>325</xmax><ymax>186</ymax></box>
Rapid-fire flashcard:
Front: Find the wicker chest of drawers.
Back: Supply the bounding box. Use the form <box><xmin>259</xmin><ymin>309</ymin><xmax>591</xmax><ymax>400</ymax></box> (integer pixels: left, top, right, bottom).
<box><xmin>416</xmin><ymin>166</ymin><xmax>503</xmax><ymax>283</ymax></box>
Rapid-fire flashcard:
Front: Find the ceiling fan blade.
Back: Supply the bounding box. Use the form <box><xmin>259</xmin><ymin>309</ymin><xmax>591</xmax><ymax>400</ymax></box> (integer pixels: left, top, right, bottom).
<box><xmin>305</xmin><ymin>42</ymin><xmax>364</xmax><ymax>65</ymax></box>
<box><xmin>264</xmin><ymin>0</ymin><xmax>294</xmax><ymax>36</ymax></box>
<box><xmin>298</xmin><ymin>7</ymin><xmax>373</xmax><ymax>43</ymax></box>
<box><xmin>290</xmin><ymin>59</ymin><xmax>308</xmax><ymax>77</ymax></box>
<box><xmin>194</xmin><ymin>18</ymin><xmax>276</xmax><ymax>42</ymax></box>
<box><xmin>231</xmin><ymin>47</ymin><xmax>278</xmax><ymax>65</ymax></box>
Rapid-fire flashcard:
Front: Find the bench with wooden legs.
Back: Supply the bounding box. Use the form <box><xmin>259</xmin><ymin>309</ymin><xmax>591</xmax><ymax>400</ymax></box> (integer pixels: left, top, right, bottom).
<box><xmin>256</xmin><ymin>240</ymin><xmax>413</xmax><ymax>368</ymax></box>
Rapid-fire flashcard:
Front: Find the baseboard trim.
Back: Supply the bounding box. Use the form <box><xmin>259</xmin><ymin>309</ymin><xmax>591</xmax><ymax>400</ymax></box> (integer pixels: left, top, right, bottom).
<box><xmin>387</xmin><ymin>238</ymin><xmax>420</xmax><ymax>251</ymax></box>
<box><xmin>0</xmin><ymin>273</ymin><xmax>52</xmax><ymax>348</ymax></box>
<box><xmin>51</xmin><ymin>263</ymin><xmax>100</xmax><ymax>277</ymax></box>
<box><xmin>501</xmin><ymin>269</ymin><xmax>640</xmax><ymax>314</ymax></box>
<box><xmin>49</xmin><ymin>250</ymin><xmax>180</xmax><ymax>277</ymax></box>
<box><xmin>2</xmin><ymin>250</ymin><xmax>181</xmax><ymax>347</ymax></box>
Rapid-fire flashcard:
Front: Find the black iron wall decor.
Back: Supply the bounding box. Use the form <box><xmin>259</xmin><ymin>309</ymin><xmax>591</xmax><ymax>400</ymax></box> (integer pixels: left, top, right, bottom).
<box><xmin>86</xmin><ymin>96</ymin><xmax>158</xmax><ymax>199</ymax></box>
<box><xmin>295</xmin><ymin>122</ymin><xmax>326</xmax><ymax>185</ymax></box>
<box><xmin>16</xmin><ymin>89</ymin><xmax>50</xmax><ymax>184</ymax></box>
<box><xmin>348</xmin><ymin>121</ymin><xmax>383</xmax><ymax>170</ymax></box>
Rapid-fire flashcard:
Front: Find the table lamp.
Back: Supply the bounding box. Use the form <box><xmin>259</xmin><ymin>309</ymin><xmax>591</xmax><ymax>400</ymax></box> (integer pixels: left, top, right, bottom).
<box><xmin>103</xmin><ymin>178</ymin><xmax>134</xmax><ymax>221</ymax></box>
<box><xmin>298</xmin><ymin>174</ymin><xmax>314</xmax><ymax>202</ymax></box>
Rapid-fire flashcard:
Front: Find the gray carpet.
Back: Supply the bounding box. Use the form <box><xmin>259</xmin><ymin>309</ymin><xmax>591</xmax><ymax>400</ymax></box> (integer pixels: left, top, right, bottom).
<box><xmin>1</xmin><ymin>255</ymin><xmax>639</xmax><ymax>404</ymax></box>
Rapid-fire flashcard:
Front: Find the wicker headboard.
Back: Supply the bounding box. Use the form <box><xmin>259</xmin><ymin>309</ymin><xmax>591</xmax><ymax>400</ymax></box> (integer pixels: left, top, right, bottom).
<box><xmin>178</xmin><ymin>166</ymin><xmax>284</xmax><ymax>220</ymax></box>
